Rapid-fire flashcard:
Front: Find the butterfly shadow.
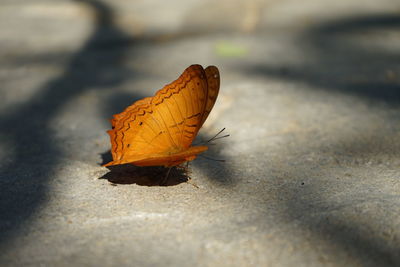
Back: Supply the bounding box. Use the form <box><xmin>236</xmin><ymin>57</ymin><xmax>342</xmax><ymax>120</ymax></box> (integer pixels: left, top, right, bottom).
<box><xmin>99</xmin><ymin>150</ymin><xmax>189</xmax><ymax>186</ymax></box>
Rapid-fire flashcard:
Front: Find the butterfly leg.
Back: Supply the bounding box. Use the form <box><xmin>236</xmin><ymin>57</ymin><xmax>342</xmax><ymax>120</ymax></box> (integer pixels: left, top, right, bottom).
<box><xmin>180</xmin><ymin>162</ymin><xmax>199</xmax><ymax>188</ymax></box>
<box><xmin>176</xmin><ymin>162</ymin><xmax>191</xmax><ymax>178</ymax></box>
<box><xmin>186</xmin><ymin>162</ymin><xmax>193</xmax><ymax>177</ymax></box>
<box><xmin>186</xmin><ymin>178</ymin><xmax>199</xmax><ymax>188</ymax></box>
<box><xmin>160</xmin><ymin>167</ymin><xmax>172</xmax><ymax>186</ymax></box>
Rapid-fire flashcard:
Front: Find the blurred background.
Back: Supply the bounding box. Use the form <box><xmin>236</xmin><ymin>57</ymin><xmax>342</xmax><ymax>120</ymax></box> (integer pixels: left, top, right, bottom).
<box><xmin>0</xmin><ymin>0</ymin><xmax>399</xmax><ymax>266</ymax></box>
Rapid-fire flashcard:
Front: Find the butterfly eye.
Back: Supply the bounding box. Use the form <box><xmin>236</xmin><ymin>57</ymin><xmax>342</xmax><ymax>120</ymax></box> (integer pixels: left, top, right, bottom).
<box><xmin>139</xmin><ymin>122</ymin><xmax>143</xmax><ymax>126</ymax></box>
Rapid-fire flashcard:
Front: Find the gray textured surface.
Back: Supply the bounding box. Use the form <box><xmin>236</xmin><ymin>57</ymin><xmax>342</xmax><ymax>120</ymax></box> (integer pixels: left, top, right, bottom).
<box><xmin>1</xmin><ymin>0</ymin><xmax>400</xmax><ymax>266</ymax></box>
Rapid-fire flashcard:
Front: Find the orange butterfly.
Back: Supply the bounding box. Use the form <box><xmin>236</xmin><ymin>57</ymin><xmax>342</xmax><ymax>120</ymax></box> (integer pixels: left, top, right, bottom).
<box><xmin>103</xmin><ymin>64</ymin><xmax>220</xmax><ymax>168</ymax></box>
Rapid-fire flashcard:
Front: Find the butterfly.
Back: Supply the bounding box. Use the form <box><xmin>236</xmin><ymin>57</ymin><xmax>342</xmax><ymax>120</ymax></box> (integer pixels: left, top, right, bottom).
<box><xmin>103</xmin><ymin>64</ymin><xmax>220</xmax><ymax>168</ymax></box>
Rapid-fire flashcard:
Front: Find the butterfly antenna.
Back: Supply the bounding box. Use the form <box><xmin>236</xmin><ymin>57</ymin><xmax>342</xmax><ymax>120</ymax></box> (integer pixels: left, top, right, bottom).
<box><xmin>206</xmin><ymin>128</ymin><xmax>230</xmax><ymax>143</ymax></box>
<box><xmin>199</xmin><ymin>154</ymin><xmax>226</xmax><ymax>162</ymax></box>
<box><xmin>208</xmin><ymin>134</ymin><xmax>230</xmax><ymax>142</ymax></box>
<box><xmin>206</xmin><ymin>127</ymin><xmax>225</xmax><ymax>143</ymax></box>
<box><xmin>194</xmin><ymin>128</ymin><xmax>230</xmax><ymax>146</ymax></box>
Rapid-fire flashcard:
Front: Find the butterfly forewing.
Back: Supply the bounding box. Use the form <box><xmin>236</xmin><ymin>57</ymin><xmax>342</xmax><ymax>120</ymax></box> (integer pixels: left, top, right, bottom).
<box><xmin>174</xmin><ymin>65</ymin><xmax>208</xmax><ymax>148</ymax></box>
<box><xmin>200</xmin><ymin>66</ymin><xmax>220</xmax><ymax>128</ymax></box>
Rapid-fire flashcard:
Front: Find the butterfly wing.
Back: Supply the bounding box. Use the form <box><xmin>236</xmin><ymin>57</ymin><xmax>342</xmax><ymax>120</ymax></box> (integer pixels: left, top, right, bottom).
<box><xmin>105</xmin><ymin>96</ymin><xmax>165</xmax><ymax>166</ymax></box>
<box><xmin>104</xmin><ymin>65</ymin><xmax>220</xmax><ymax>167</ymax></box>
<box><xmin>149</xmin><ymin>64</ymin><xmax>209</xmax><ymax>150</ymax></box>
<box><xmin>175</xmin><ymin>65</ymin><xmax>220</xmax><ymax>149</ymax></box>
<box><xmin>200</xmin><ymin>66</ymin><xmax>220</xmax><ymax>128</ymax></box>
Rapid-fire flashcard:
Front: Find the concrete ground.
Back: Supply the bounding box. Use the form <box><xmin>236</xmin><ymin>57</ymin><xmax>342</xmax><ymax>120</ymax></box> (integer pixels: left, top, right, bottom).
<box><xmin>1</xmin><ymin>0</ymin><xmax>400</xmax><ymax>266</ymax></box>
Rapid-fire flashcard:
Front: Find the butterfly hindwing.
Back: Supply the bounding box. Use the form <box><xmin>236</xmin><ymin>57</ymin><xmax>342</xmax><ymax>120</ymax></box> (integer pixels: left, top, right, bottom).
<box><xmin>106</xmin><ymin>97</ymin><xmax>168</xmax><ymax>165</ymax></box>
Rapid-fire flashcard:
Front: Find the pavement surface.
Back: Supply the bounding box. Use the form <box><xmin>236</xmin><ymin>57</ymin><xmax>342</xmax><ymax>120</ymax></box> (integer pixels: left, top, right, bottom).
<box><xmin>1</xmin><ymin>0</ymin><xmax>400</xmax><ymax>266</ymax></box>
